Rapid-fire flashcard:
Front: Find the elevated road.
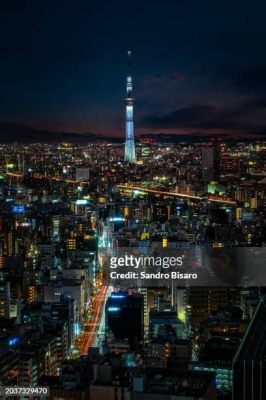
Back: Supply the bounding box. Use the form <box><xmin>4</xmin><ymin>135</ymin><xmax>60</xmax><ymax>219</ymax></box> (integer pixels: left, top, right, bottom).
<box><xmin>6</xmin><ymin>171</ymin><xmax>88</xmax><ymax>185</ymax></box>
<box><xmin>117</xmin><ymin>184</ymin><xmax>236</xmax><ymax>205</ymax></box>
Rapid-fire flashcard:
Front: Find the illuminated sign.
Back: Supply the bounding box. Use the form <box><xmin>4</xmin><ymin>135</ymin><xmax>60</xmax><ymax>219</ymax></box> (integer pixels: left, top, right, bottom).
<box><xmin>8</xmin><ymin>337</ymin><xmax>20</xmax><ymax>346</ymax></box>
<box><xmin>75</xmin><ymin>199</ymin><xmax>88</xmax><ymax>205</ymax></box>
<box><xmin>110</xmin><ymin>294</ymin><xmax>125</xmax><ymax>299</ymax></box>
<box><xmin>109</xmin><ymin>217</ymin><xmax>125</xmax><ymax>222</ymax></box>
<box><xmin>12</xmin><ymin>205</ymin><xmax>26</xmax><ymax>213</ymax></box>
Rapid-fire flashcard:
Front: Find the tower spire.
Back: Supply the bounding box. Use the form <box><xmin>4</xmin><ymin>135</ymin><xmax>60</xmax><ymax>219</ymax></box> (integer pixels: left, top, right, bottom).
<box><xmin>127</xmin><ymin>50</ymin><xmax>131</xmax><ymax>67</ymax></box>
<box><xmin>124</xmin><ymin>50</ymin><xmax>136</xmax><ymax>162</ymax></box>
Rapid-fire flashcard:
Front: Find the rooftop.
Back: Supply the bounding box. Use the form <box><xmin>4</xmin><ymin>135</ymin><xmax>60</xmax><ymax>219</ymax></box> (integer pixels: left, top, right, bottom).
<box><xmin>132</xmin><ymin>368</ymin><xmax>215</xmax><ymax>397</ymax></box>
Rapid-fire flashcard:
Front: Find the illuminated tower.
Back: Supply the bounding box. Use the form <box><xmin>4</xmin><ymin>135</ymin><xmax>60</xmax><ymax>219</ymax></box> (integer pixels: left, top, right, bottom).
<box><xmin>124</xmin><ymin>50</ymin><xmax>136</xmax><ymax>162</ymax></box>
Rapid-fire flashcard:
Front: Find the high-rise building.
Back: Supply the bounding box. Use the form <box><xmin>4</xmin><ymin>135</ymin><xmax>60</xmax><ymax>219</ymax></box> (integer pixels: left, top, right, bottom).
<box><xmin>124</xmin><ymin>51</ymin><xmax>136</xmax><ymax>163</ymax></box>
<box><xmin>0</xmin><ymin>349</ymin><xmax>19</xmax><ymax>385</ymax></box>
<box><xmin>220</xmin><ymin>154</ymin><xmax>240</xmax><ymax>176</ymax></box>
<box><xmin>186</xmin><ymin>288</ymin><xmax>228</xmax><ymax>329</ymax></box>
<box><xmin>20</xmin><ymin>337</ymin><xmax>58</xmax><ymax>377</ymax></box>
<box><xmin>105</xmin><ymin>291</ymin><xmax>143</xmax><ymax>348</ymax></box>
<box><xmin>52</xmin><ymin>215</ymin><xmax>60</xmax><ymax>237</ymax></box>
<box><xmin>17</xmin><ymin>154</ymin><xmax>26</xmax><ymax>173</ymax></box>
<box><xmin>0</xmin><ymin>280</ymin><xmax>11</xmax><ymax>318</ymax></box>
<box><xmin>75</xmin><ymin>167</ymin><xmax>90</xmax><ymax>181</ymax></box>
<box><xmin>138</xmin><ymin>287</ymin><xmax>148</xmax><ymax>332</ymax></box>
<box><xmin>233</xmin><ymin>300</ymin><xmax>266</xmax><ymax>400</ymax></box>
<box><xmin>201</xmin><ymin>146</ymin><xmax>215</xmax><ymax>182</ymax></box>
<box><xmin>19</xmin><ymin>354</ymin><xmax>38</xmax><ymax>387</ymax></box>
<box><xmin>201</xmin><ymin>142</ymin><xmax>220</xmax><ymax>182</ymax></box>
<box><xmin>128</xmin><ymin>369</ymin><xmax>217</xmax><ymax>400</ymax></box>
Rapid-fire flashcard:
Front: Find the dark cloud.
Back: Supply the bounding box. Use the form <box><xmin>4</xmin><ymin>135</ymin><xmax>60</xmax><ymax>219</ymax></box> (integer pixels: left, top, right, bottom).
<box><xmin>233</xmin><ymin>66</ymin><xmax>266</xmax><ymax>91</ymax></box>
<box><xmin>170</xmin><ymin>71</ymin><xmax>184</xmax><ymax>81</ymax></box>
<box><xmin>142</xmin><ymin>99</ymin><xmax>266</xmax><ymax>135</ymax></box>
<box><xmin>143</xmin><ymin>74</ymin><xmax>164</xmax><ymax>84</ymax></box>
<box><xmin>0</xmin><ymin>1</ymin><xmax>266</xmax><ymax>137</ymax></box>
<box><xmin>143</xmin><ymin>71</ymin><xmax>184</xmax><ymax>85</ymax></box>
<box><xmin>0</xmin><ymin>121</ymin><xmax>123</xmax><ymax>143</ymax></box>
<box><xmin>143</xmin><ymin>102</ymin><xmax>218</xmax><ymax>128</ymax></box>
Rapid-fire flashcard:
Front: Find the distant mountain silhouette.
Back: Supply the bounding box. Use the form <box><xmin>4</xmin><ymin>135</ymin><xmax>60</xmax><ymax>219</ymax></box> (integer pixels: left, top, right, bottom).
<box><xmin>0</xmin><ymin>122</ymin><xmax>123</xmax><ymax>143</ymax></box>
<box><xmin>0</xmin><ymin>122</ymin><xmax>256</xmax><ymax>143</ymax></box>
<box><xmin>139</xmin><ymin>132</ymin><xmax>229</xmax><ymax>142</ymax></box>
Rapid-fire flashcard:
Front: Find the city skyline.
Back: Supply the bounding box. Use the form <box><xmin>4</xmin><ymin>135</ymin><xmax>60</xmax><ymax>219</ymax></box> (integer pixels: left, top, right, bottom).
<box><xmin>1</xmin><ymin>1</ymin><xmax>266</xmax><ymax>139</ymax></box>
<box><xmin>0</xmin><ymin>139</ymin><xmax>265</xmax><ymax>399</ymax></box>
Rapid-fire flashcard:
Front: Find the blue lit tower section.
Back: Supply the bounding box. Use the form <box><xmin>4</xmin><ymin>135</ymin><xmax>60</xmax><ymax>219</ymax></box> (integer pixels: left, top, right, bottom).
<box><xmin>124</xmin><ymin>50</ymin><xmax>136</xmax><ymax>162</ymax></box>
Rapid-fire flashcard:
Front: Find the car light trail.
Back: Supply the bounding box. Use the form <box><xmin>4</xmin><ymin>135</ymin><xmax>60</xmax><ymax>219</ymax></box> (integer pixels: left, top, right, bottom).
<box><xmin>117</xmin><ymin>184</ymin><xmax>236</xmax><ymax>205</ymax></box>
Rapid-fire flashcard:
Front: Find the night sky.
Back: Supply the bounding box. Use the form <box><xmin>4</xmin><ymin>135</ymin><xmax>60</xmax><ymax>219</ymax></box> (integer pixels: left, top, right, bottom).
<box><xmin>1</xmin><ymin>0</ymin><xmax>266</xmax><ymax>138</ymax></box>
